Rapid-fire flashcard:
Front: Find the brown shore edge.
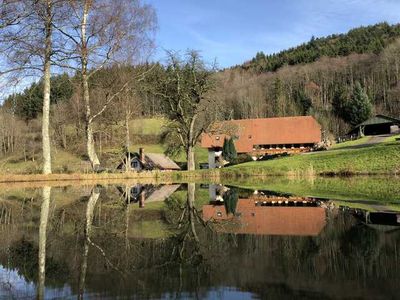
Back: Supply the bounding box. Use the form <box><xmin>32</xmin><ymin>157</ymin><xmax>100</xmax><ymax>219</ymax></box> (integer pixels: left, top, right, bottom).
<box><xmin>0</xmin><ymin>169</ymin><xmax>395</xmax><ymax>190</ymax></box>
<box><xmin>0</xmin><ymin>170</ymin><xmax>222</xmax><ymax>190</ymax></box>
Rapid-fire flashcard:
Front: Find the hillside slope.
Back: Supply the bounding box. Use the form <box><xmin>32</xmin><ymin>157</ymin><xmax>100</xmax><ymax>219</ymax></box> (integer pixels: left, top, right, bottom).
<box><xmin>241</xmin><ymin>22</ymin><xmax>400</xmax><ymax>72</ymax></box>
<box><xmin>215</xmin><ymin>23</ymin><xmax>400</xmax><ymax>137</ymax></box>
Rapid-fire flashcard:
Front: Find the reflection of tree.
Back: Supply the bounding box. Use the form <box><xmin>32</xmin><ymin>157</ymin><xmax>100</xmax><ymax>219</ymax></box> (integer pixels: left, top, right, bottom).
<box><xmin>340</xmin><ymin>223</ymin><xmax>381</xmax><ymax>272</ymax></box>
<box><xmin>78</xmin><ymin>186</ymin><xmax>124</xmax><ymax>299</ymax></box>
<box><xmin>78</xmin><ymin>186</ymin><xmax>100</xmax><ymax>299</ymax></box>
<box><xmin>169</xmin><ymin>183</ymin><xmax>210</xmax><ymax>264</ymax></box>
<box><xmin>37</xmin><ymin>186</ymin><xmax>51</xmax><ymax>300</ymax></box>
<box><xmin>124</xmin><ymin>185</ymin><xmax>132</xmax><ymax>251</ymax></box>
<box><xmin>223</xmin><ymin>189</ymin><xmax>238</xmax><ymax>215</ymax></box>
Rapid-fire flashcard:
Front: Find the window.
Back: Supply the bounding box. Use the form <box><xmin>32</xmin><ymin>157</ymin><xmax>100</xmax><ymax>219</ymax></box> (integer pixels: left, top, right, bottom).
<box><xmin>248</xmin><ymin>135</ymin><xmax>252</xmax><ymax>139</ymax></box>
<box><xmin>132</xmin><ymin>161</ymin><xmax>139</xmax><ymax>168</ymax></box>
<box><xmin>215</xmin><ymin>136</ymin><xmax>220</xmax><ymax>140</ymax></box>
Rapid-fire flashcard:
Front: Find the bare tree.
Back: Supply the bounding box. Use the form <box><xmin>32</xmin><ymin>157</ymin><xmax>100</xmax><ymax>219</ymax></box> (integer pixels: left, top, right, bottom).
<box><xmin>54</xmin><ymin>0</ymin><xmax>156</xmax><ymax>170</ymax></box>
<box><xmin>0</xmin><ymin>0</ymin><xmax>61</xmax><ymax>174</ymax></box>
<box><xmin>153</xmin><ymin>51</ymin><xmax>217</xmax><ymax>171</ymax></box>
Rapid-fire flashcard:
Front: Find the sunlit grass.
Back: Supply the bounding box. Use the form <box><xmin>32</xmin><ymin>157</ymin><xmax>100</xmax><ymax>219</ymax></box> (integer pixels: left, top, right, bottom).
<box><xmin>330</xmin><ymin>136</ymin><xmax>370</xmax><ymax>149</ymax></box>
<box><xmin>385</xmin><ymin>134</ymin><xmax>400</xmax><ymax>142</ymax></box>
<box><xmin>224</xmin><ymin>141</ymin><xmax>400</xmax><ymax>176</ymax></box>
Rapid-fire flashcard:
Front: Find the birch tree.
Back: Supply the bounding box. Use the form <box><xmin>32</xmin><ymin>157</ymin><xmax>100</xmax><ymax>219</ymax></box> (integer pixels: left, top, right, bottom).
<box><xmin>0</xmin><ymin>0</ymin><xmax>59</xmax><ymax>174</ymax></box>
<box><xmin>55</xmin><ymin>0</ymin><xmax>156</xmax><ymax>170</ymax></box>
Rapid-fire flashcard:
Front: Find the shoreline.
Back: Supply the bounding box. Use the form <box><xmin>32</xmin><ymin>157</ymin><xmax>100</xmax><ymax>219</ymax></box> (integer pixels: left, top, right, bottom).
<box><xmin>0</xmin><ymin>168</ymin><xmax>397</xmax><ymax>185</ymax></box>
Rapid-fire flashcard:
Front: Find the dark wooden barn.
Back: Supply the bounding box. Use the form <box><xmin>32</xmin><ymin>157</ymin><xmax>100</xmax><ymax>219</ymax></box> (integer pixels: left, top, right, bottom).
<box><xmin>350</xmin><ymin>115</ymin><xmax>400</xmax><ymax>136</ymax></box>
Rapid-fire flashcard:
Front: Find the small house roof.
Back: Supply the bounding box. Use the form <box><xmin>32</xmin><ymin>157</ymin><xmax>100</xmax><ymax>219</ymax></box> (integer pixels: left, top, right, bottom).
<box><xmin>144</xmin><ymin>153</ymin><xmax>181</xmax><ymax>170</ymax></box>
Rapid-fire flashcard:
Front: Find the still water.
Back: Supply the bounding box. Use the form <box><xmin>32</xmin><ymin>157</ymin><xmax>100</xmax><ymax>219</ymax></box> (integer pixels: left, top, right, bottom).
<box><xmin>0</xmin><ymin>179</ymin><xmax>399</xmax><ymax>299</ymax></box>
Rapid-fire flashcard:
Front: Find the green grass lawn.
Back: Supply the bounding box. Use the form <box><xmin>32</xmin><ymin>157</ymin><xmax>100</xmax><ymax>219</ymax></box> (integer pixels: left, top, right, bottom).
<box><xmin>385</xmin><ymin>134</ymin><xmax>400</xmax><ymax>142</ymax></box>
<box><xmin>129</xmin><ymin>117</ymin><xmax>167</xmax><ymax>135</ymax></box>
<box><xmin>0</xmin><ymin>149</ymin><xmax>85</xmax><ymax>174</ymax></box>
<box><xmin>330</xmin><ymin>136</ymin><xmax>370</xmax><ymax>149</ymax></box>
<box><xmin>223</xmin><ymin>140</ymin><xmax>400</xmax><ymax>176</ymax></box>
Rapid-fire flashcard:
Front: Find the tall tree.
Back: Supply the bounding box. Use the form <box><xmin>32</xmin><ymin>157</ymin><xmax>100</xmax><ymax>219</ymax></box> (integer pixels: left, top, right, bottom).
<box><xmin>344</xmin><ymin>81</ymin><xmax>373</xmax><ymax>126</ymax></box>
<box><xmin>154</xmin><ymin>51</ymin><xmax>216</xmax><ymax>171</ymax></box>
<box><xmin>222</xmin><ymin>137</ymin><xmax>237</xmax><ymax>163</ymax></box>
<box><xmin>54</xmin><ymin>0</ymin><xmax>156</xmax><ymax>169</ymax></box>
<box><xmin>0</xmin><ymin>0</ymin><xmax>60</xmax><ymax>174</ymax></box>
<box><xmin>41</xmin><ymin>0</ymin><xmax>53</xmax><ymax>174</ymax></box>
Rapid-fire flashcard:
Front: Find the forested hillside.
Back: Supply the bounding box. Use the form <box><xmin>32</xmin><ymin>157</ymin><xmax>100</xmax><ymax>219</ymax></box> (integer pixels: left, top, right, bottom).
<box><xmin>216</xmin><ymin>23</ymin><xmax>400</xmax><ymax>136</ymax></box>
<box><xmin>242</xmin><ymin>22</ymin><xmax>400</xmax><ymax>72</ymax></box>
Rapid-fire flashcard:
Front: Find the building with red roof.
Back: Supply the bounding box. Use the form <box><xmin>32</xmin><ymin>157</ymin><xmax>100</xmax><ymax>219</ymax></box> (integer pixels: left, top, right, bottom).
<box><xmin>201</xmin><ymin>116</ymin><xmax>321</xmax><ymax>168</ymax></box>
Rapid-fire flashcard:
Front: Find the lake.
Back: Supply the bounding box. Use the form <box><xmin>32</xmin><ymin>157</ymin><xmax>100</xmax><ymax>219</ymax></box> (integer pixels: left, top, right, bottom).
<box><xmin>0</xmin><ymin>177</ymin><xmax>399</xmax><ymax>299</ymax></box>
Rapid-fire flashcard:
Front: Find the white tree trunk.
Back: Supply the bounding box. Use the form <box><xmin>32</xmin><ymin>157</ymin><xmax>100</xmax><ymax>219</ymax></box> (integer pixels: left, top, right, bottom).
<box><xmin>81</xmin><ymin>2</ymin><xmax>100</xmax><ymax>170</ymax></box>
<box><xmin>125</xmin><ymin>108</ymin><xmax>131</xmax><ymax>172</ymax></box>
<box><xmin>187</xmin><ymin>146</ymin><xmax>195</xmax><ymax>171</ymax></box>
<box><xmin>187</xmin><ymin>117</ymin><xmax>197</xmax><ymax>171</ymax></box>
<box><xmin>42</xmin><ymin>0</ymin><xmax>52</xmax><ymax>174</ymax></box>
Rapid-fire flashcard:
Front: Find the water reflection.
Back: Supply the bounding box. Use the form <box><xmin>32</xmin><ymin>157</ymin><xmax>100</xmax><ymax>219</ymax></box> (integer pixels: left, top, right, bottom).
<box><xmin>37</xmin><ymin>186</ymin><xmax>51</xmax><ymax>300</ymax></box>
<box><xmin>0</xmin><ymin>182</ymin><xmax>399</xmax><ymax>299</ymax></box>
<box><xmin>203</xmin><ymin>185</ymin><xmax>329</xmax><ymax>236</ymax></box>
<box><xmin>117</xmin><ymin>184</ymin><xmax>181</xmax><ymax>207</ymax></box>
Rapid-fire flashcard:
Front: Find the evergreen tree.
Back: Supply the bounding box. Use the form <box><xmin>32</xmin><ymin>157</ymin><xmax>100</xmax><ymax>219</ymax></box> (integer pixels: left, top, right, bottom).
<box><xmin>4</xmin><ymin>74</ymin><xmax>73</xmax><ymax>120</ymax></box>
<box><xmin>222</xmin><ymin>137</ymin><xmax>237</xmax><ymax>162</ymax></box>
<box><xmin>332</xmin><ymin>86</ymin><xmax>348</xmax><ymax>118</ymax></box>
<box><xmin>295</xmin><ymin>90</ymin><xmax>312</xmax><ymax>115</ymax></box>
<box><xmin>272</xmin><ymin>78</ymin><xmax>285</xmax><ymax>116</ymax></box>
<box><xmin>343</xmin><ymin>82</ymin><xmax>372</xmax><ymax>126</ymax></box>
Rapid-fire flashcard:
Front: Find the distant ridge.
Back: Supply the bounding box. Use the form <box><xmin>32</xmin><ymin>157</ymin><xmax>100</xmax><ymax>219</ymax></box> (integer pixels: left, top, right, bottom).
<box><xmin>240</xmin><ymin>22</ymin><xmax>400</xmax><ymax>73</ymax></box>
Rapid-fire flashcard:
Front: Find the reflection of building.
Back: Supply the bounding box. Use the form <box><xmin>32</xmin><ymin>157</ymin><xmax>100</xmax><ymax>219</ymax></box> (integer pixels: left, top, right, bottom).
<box><xmin>117</xmin><ymin>184</ymin><xmax>180</xmax><ymax>207</ymax></box>
<box><xmin>203</xmin><ymin>198</ymin><xmax>327</xmax><ymax>236</ymax></box>
<box><xmin>350</xmin><ymin>208</ymin><xmax>400</xmax><ymax>230</ymax></box>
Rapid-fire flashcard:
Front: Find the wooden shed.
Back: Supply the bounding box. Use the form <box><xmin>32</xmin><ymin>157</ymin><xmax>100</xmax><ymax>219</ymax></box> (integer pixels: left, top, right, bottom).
<box><xmin>350</xmin><ymin>115</ymin><xmax>400</xmax><ymax>136</ymax></box>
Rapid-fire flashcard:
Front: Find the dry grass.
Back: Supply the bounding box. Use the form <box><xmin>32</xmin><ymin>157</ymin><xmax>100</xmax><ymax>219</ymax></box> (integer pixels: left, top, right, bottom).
<box><xmin>0</xmin><ymin>169</ymin><xmax>222</xmax><ymax>187</ymax></box>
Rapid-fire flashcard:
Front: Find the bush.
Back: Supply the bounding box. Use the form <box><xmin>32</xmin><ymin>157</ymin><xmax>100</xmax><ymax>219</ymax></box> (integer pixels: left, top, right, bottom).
<box><xmin>231</xmin><ymin>153</ymin><xmax>253</xmax><ymax>165</ymax></box>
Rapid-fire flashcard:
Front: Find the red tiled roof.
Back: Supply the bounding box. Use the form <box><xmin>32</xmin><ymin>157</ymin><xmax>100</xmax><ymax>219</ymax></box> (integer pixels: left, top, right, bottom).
<box><xmin>202</xmin><ymin>199</ymin><xmax>326</xmax><ymax>236</ymax></box>
<box><xmin>201</xmin><ymin>116</ymin><xmax>321</xmax><ymax>153</ymax></box>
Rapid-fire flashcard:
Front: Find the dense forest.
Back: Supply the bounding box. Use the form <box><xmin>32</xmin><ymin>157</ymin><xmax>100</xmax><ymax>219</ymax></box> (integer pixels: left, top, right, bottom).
<box><xmin>242</xmin><ymin>22</ymin><xmax>400</xmax><ymax>72</ymax></box>
<box><xmin>1</xmin><ymin>21</ymin><xmax>400</xmax><ymax>171</ymax></box>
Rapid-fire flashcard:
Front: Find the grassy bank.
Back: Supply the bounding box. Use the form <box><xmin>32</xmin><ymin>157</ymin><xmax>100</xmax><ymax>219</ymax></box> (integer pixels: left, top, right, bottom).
<box><xmin>221</xmin><ymin>139</ymin><xmax>400</xmax><ymax>177</ymax></box>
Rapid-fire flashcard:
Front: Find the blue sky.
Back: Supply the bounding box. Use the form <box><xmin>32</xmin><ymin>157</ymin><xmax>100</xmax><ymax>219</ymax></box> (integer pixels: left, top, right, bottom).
<box><xmin>148</xmin><ymin>0</ymin><xmax>400</xmax><ymax>67</ymax></box>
